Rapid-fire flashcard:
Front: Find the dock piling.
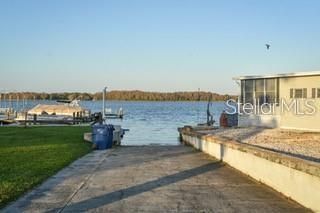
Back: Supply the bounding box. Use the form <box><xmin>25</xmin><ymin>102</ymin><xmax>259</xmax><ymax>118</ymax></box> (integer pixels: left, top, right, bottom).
<box><xmin>33</xmin><ymin>114</ymin><xmax>37</xmax><ymax>125</ymax></box>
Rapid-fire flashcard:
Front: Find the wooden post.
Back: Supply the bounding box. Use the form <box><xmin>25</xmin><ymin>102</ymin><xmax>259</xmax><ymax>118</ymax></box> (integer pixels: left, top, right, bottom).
<box><xmin>76</xmin><ymin>112</ymin><xmax>80</xmax><ymax>124</ymax></box>
<box><xmin>73</xmin><ymin>112</ymin><xmax>76</xmax><ymax>125</ymax></box>
<box><xmin>24</xmin><ymin>111</ymin><xmax>27</xmax><ymax>128</ymax></box>
<box><xmin>79</xmin><ymin>111</ymin><xmax>83</xmax><ymax>123</ymax></box>
<box><xmin>33</xmin><ymin>114</ymin><xmax>37</xmax><ymax>125</ymax></box>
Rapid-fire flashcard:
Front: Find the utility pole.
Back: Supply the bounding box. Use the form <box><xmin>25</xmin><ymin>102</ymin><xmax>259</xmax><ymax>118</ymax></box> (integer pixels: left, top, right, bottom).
<box><xmin>102</xmin><ymin>86</ymin><xmax>108</xmax><ymax>121</ymax></box>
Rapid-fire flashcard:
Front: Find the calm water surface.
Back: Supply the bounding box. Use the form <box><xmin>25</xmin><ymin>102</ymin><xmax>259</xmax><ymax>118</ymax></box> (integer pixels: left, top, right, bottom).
<box><xmin>1</xmin><ymin>100</ymin><xmax>227</xmax><ymax>145</ymax></box>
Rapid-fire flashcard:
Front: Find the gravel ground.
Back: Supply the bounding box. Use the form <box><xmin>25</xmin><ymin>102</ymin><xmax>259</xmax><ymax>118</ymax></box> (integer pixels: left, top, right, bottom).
<box><xmin>201</xmin><ymin>127</ymin><xmax>320</xmax><ymax>162</ymax></box>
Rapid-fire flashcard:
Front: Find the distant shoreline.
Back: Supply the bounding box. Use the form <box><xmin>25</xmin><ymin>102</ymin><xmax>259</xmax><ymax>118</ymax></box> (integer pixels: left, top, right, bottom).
<box><xmin>0</xmin><ymin>91</ymin><xmax>237</xmax><ymax>102</ymax></box>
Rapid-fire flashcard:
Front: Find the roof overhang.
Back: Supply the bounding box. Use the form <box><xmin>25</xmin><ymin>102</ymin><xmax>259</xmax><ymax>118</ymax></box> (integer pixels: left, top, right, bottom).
<box><xmin>232</xmin><ymin>71</ymin><xmax>320</xmax><ymax>81</ymax></box>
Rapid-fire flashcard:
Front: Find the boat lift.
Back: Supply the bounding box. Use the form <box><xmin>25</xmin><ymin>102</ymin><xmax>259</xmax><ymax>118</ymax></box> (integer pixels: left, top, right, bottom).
<box><xmin>85</xmin><ymin>87</ymin><xmax>128</xmax><ymax>146</ymax></box>
<box><xmin>102</xmin><ymin>87</ymin><xmax>124</xmax><ymax>120</ymax></box>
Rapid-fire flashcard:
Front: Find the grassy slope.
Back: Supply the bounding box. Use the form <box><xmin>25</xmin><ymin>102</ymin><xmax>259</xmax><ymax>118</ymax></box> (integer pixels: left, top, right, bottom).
<box><xmin>0</xmin><ymin>126</ymin><xmax>91</xmax><ymax>208</ymax></box>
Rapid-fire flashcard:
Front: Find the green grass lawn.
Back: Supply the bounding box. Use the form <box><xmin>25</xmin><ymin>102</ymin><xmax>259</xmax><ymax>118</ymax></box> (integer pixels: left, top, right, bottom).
<box><xmin>0</xmin><ymin>126</ymin><xmax>92</xmax><ymax>208</ymax></box>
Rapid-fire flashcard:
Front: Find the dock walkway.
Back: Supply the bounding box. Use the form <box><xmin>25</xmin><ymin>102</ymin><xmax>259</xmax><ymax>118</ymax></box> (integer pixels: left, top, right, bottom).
<box><xmin>4</xmin><ymin>146</ymin><xmax>308</xmax><ymax>212</ymax></box>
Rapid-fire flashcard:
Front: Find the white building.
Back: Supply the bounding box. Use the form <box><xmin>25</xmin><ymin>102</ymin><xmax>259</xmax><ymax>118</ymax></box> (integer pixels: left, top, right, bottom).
<box><xmin>233</xmin><ymin>71</ymin><xmax>320</xmax><ymax>132</ymax></box>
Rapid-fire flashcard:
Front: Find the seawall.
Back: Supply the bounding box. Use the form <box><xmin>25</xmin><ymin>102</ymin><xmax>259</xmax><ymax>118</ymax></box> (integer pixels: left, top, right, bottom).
<box><xmin>178</xmin><ymin>126</ymin><xmax>320</xmax><ymax>212</ymax></box>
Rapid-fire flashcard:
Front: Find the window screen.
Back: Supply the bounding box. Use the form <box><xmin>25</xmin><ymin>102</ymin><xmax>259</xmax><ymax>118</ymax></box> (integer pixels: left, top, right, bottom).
<box><xmin>294</xmin><ymin>89</ymin><xmax>303</xmax><ymax>98</ymax></box>
<box><xmin>255</xmin><ymin>79</ymin><xmax>264</xmax><ymax>104</ymax></box>
<box><xmin>241</xmin><ymin>80</ymin><xmax>244</xmax><ymax>102</ymax></box>
<box><xmin>241</xmin><ymin>78</ymin><xmax>278</xmax><ymax>104</ymax></box>
<box><xmin>312</xmin><ymin>88</ymin><xmax>316</xmax><ymax>98</ymax></box>
<box><xmin>293</xmin><ymin>88</ymin><xmax>307</xmax><ymax>98</ymax></box>
<box><xmin>244</xmin><ymin>80</ymin><xmax>254</xmax><ymax>104</ymax></box>
<box><xmin>303</xmin><ymin>88</ymin><xmax>307</xmax><ymax>98</ymax></box>
<box><xmin>265</xmin><ymin>78</ymin><xmax>276</xmax><ymax>103</ymax></box>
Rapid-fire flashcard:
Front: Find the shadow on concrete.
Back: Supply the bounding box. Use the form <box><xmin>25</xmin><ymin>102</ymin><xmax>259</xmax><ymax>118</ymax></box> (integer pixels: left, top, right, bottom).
<box><xmin>3</xmin><ymin>146</ymin><xmax>203</xmax><ymax>212</ymax></box>
<box><xmin>62</xmin><ymin>162</ymin><xmax>224</xmax><ymax>211</ymax></box>
<box><xmin>106</xmin><ymin>146</ymin><xmax>199</xmax><ymax>169</ymax></box>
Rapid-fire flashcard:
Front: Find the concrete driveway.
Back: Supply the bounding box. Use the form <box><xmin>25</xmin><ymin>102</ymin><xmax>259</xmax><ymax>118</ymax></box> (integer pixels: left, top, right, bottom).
<box><xmin>4</xmin><ymin>146</ymin><xmax>308</xmax><ymax>212</ymax></box>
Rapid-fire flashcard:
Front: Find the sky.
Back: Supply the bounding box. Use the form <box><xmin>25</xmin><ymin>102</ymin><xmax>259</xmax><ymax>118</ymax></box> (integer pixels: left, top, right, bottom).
<box><xmin>0</xmin><ymin>0</ymin><xmax>319</xmax><ymax>94</ymax></box>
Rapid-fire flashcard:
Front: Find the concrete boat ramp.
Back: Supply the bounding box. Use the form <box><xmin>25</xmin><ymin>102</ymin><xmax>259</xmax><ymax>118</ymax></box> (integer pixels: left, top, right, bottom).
<box><xmin>4</xmin><ymin>146</ymin><xmax>308</xmax><ymax>212</ymax></box>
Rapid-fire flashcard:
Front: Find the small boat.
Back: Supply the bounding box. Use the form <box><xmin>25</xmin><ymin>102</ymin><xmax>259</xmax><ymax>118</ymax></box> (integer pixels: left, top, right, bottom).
<box><xmin>28</xmin><ymin>100</ymin><xmax>90</xmax><ymax>117</ymax></box>
<box><xmin>104</xmin><ymin>108</ymin><xmax>124</xmax><ymax>119</ymax></box>
<box><xmin>0</xmin><ymin>119</ymin><xmax>16</xmax><ymax>125</ymax></box>
<box><xmin>15</xmin><ymin>100</ymin><xmax>91</xmax><ymax>124</ymax></box>
<box><xmin>0</xmin><ymin>108</ymin><xmax>16</xmax><ymax>125</ymax></box>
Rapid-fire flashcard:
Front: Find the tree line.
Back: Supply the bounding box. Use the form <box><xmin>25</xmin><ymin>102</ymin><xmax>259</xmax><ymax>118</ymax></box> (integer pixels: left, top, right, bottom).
<box><xmin>0</xmin><ymin>91</ymin><xmax>236</xmax><ymax>101</ymax></box>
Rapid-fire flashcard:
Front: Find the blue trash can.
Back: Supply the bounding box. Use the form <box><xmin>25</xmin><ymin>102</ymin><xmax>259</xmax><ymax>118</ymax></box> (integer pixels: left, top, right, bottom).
<box><xmin>105</xmin><ymin>125</ymin><xmax>115</xmax><ymax>149</ymax></box>
<box><xmin>92</xmin><ymin>124</ymin><xmax>114</xmax><ymax>150</ymax></box>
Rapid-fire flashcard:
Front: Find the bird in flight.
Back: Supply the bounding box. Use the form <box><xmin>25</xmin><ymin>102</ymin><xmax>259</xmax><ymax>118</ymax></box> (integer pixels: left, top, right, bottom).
<box><xmin>265</xmin><ymin>44</ymin><xmax>271</xmax><ymax>50</ymax></box>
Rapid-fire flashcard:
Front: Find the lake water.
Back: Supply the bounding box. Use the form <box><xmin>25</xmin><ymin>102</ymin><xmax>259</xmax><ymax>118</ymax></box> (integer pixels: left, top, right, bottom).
<box><xmin>1</xmin><ymin>100</ymin><xmax>227</xmax><ymax>145</ymax></box>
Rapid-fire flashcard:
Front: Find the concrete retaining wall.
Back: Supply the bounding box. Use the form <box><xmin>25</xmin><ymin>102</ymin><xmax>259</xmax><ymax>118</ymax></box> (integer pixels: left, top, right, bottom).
<box><xmin>179</xmin><ymin>127</ymin><xmax>320</xmax><ymax>212</ymax></box>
